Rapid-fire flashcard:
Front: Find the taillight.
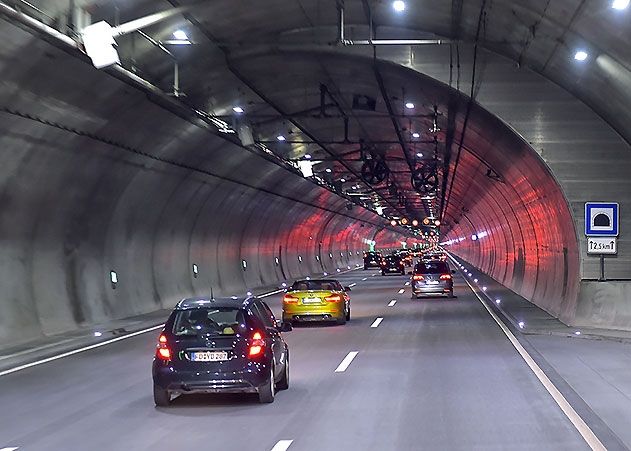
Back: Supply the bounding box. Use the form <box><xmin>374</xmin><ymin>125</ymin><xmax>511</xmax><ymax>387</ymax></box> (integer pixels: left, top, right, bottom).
<box><xmin>248</xmin><ymin>331</ymin><xmax>266</xmax><ymax>358</ymax></box>
<box><xmin>283</xmin><ymin>294</ymin><xmax>299</xmax><ymax>304</ymax></box>
<box><xmin>156</xmin><ymin>334</ymin><xmax>171</xmax><ymax>361</ymax></box>
<box><xmin>440</xmin><ymin>274</ymin><xmax>452</xmax><ymax>280</ymax></box>
<box><xmin>413</xmin><ymin>274</ymin><xmax>424</xmax><ymax>281</ymax></box>
<box><xmin>325</xmin><ymin>294</ymin><xmax>342</xmax><ymax>302</ymax></box>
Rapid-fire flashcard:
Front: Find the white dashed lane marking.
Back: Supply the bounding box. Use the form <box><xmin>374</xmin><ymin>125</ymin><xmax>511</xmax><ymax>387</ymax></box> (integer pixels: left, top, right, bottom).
<box><xmin>370</xmin><ymin>318</ymin><xmax>384</xmax><ymax>328</ymax></box>
<box><xmin>271</xmin><ymin>440</ymin><xmax>293</xmax><ymax>451</ymax></box>
<box><xmin>388</xmin><ymin>300</ymin><xmax>397</xmax><ymax>307</ymax></box>
<box><xmin>398</xmin><ymin>289</ymin><xmax>405</xmax><ymax>294</ymax></box>
<box><xmin>335</xmin><ymin>351</ymin><xmax>359</xmax><ymax>373</ymax></box>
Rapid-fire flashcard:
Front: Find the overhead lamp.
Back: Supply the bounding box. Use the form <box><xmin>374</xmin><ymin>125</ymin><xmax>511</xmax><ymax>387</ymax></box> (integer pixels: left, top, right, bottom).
<box><xmin>416</xmin><ymin>152</ymin><xmax>423</xmax><ymax>158</ymax></box>
<box><xmin>393</xmin><ymin>1</ymin><xmax>406</xmax><ymax>12</ymax></box>
<box><xmin>276</xmin><ymin>135</ymin><xmax>286</xmax><ymax>141</ymax></box>
<box><xmin>405</xmin><ymin>101</ymin><xmax>414</xmax><ymax>109</ymax></box>
<box><xmin>574</xmin><ymin>50</ymin><xmax>588</xmax><ymax>61</ymax></box>
<box><xmin>612</xmin><ymin>0</ymin><xmax>630</xmax><ymax>9</ymax></box>
<box><xmin>434</xmin><ymin>220</ymin><xmax>441</xmax><ymax>226</ymax></box>
<box><xmin>232</xmin><ymin>106</ymin><xmax>244</xmax><ymax>114</ymax></box>
<box><xmin>173</xmin><ymin>30</ymin><xmax>188</xmax><ymax>40</ymax></box>
<box><xmin>304</xmin><ymin>154</ymin><xmax>312</xmax><ymax>159</ymax></box>
<box><xmin>325</xmin><ymin>168</ymin><xmax>332</xmax><ymax>173</ymax></box>
<box><xmin>340</xmin><ymin>178</ymin><xmax>346</xmax><ymax>183</ymax></box>
<box><xmin>412</xmin><ymin>132</ymin><xmax>421</xmax><ymax>138</ymax></box>
<box><xmin>390</xmin><ymin>219</ymin><xmax>398</xmax><ymax>226</ymax></box>
<box><xmin>411</xmin><ymin>219</ymin><xmax>419</xmax><ymax>227</ymax></box>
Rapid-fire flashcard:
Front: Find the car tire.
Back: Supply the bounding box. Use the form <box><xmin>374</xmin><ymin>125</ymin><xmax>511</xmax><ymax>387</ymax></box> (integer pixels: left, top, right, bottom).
<box><xmin>363</xmin><ymin>266</ymin><xmax>368</xmax><ymax>270</ymax></box>
<box><xmin>153</xmin><ymin>384</ymin><xmax>170</xmax><ymax>407</ymax></box>
<box><xmin>346</xmin><ymin>306</ymin><xmax>351</xmax><ymax>321</ymax></box>
<box><xmin>277</xmin><ymin>354</ymin><xmax>289</xmax><ymax>391</ymax></box>
<box><xmin>258</xmin><ymin>366</ymin><xmax>275</xmax><ymax>403</ymax></box>
<box><xmin>381</xmin><ymin>271</ymin><xmax>386</xmax><ymax>276</ymax></box>
<box><xmin>449</xmin><ymin>289</ymin><xmax>454</xmax><ymax>298</ymax></box>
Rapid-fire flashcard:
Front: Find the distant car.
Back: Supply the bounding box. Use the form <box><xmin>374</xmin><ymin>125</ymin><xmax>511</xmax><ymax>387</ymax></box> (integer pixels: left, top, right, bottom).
<box><xmin>283</xmin><ymin>279</ymin><xmax>351</xmax><ymax>325</ymax></box>
<box><xmin>363</xmin><ymin>251</ymin><xmax>383</xmax><ymax>269</ymax></box>
<box><xmin>411</xmin><ymin>261</ymin><xmax>454</xmax><ymax>298</ymax></box>
<box><xmin>152</xmin><ymin>296</ymin><xmax>291</xmax><ymax>406</ymax></box>
<box><xmin>422</xmin><ymin>252</ymin><xmax>446</xmax><ymax>262</ymax></box>
<box><xmin>397</xmin><ymin>250</ymin><xmax>413</xmax><ymax>266</ymax></box>
<box><xmin>381</xmin><ymin>254</ymin><xmax>405</xmax><ymax>275</ymax></box>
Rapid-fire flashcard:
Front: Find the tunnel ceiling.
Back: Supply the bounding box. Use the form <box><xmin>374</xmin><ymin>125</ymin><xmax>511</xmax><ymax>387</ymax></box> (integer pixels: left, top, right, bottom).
<box><xmin>10</xmin><ymin>0</ymin><xmax>628</xmax><ymax>239</ymax></box>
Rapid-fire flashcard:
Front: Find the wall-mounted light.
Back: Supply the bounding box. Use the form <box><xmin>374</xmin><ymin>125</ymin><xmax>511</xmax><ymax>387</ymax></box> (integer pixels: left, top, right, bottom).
<box><xmin>192</xmin><ymin>263</ymin><xmax>199</xmax><ymax>278</ymax></box>
<box><xmin>242</xmin><ymin>260</ymin><xmax>247</xmax><ymax>270</ymax></box>
<box><xmin>110</xmin><ymin>270</ymin><xmax>118</xmax><ymax>289</ymax></box>
<box><xmin>232</xmin><ymin>106</ymin><xmax>244</xmax><ymax>114</ymax></box>
<box><xmin>612</xmin><ymin>0</ymin><xmax>630</xmax><ymax>9</ymax></box>
<box><xmin>298</xmin><ymin>255</ymin><xmax>303</xmax><ymax>263</ymax></box>
<box><xmin>275</xmin><ymin>257</ymin><xmax>280</xmax><ymax>266</ymax></box>
<box><xmin>412</xmin><ymin>133</ymin><xmax>421</xmax><ymax>139</ymax></box>
<box><xmin>329</xmin><ymin>253</ymin><xmax>333</xmax><ymax>259</ymax></box>
<box><xmin>393</xmin><ymin>0</ymin><xmax>406</xmax><ymax>12</ymax></box>
<box><xmin>173</xmin><ymin>30</ymin><xmax>188</xmax><ymax>40</ymax></box>
<box><xmin>276</xmin><ymin>135</ymin><xmax>286</xmax><ymax>141</ymax></box>
<box><xmin>304</xmin><ymin>154</ymin><xmax>312</xmax><ymax>159</ymax></box>
<box><xmin>405</xmin><ymin>101</ymin><xmax>414</xmax><ymax>109</ymax></box>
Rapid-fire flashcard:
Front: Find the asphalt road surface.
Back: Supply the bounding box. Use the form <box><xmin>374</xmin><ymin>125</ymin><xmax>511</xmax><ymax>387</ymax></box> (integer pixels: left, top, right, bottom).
<box><xmin>0</xmin><ymin>270</ymin><xmax>589</xmax><ymax>451</ymax></box>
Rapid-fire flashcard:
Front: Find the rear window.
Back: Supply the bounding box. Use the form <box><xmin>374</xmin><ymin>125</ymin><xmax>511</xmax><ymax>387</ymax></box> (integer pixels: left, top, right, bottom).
<box><xmin>415</xmin><ymin>261</ymin><xmax>450</xmax><ymax>274</ymax></box>
<box><xmin>172</xmin><ymin>308</ymin><xmax>246</xmax><ymax>336</ymax></box>
<box><xmin>290</xmin><ymin>280</ymin><xmax>342</xmax><ymax>291</ymax></box>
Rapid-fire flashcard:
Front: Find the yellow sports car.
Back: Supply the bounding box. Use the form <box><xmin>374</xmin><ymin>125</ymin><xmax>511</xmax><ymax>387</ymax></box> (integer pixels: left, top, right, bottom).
<box><xmin>282</xmin><ymin>279</ymin><xmax>351</xmax><ymax>325</ymax></box>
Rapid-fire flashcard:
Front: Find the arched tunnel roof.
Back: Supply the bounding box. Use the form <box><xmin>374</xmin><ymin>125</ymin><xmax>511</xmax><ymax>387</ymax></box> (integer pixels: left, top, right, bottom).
<box><xmin>1</xmin><ymin>0</ymin><xmax>630</xmax><ymax>337</ymax></box>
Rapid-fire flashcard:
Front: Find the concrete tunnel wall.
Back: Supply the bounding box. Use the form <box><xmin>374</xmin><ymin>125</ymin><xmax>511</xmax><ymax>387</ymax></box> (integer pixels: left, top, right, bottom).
<box><xmin>0</xmin><ymin>23</ymin><xmax>404</xmax><ymax>349</ymax></box>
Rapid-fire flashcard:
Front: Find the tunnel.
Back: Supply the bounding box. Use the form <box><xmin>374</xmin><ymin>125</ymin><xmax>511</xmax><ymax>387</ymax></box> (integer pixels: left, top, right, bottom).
<box><xmin>1</xmin><ymin>1</ymin><xmax>631</xmax><ymax>450</ymax></box>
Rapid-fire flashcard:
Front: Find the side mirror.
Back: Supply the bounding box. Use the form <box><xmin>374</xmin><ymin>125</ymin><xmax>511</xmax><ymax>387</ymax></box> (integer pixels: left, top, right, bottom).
<box><xmin>344</xmin><ymin>286</ymin><xmax>352</xmax><ymax>292</ymax></box>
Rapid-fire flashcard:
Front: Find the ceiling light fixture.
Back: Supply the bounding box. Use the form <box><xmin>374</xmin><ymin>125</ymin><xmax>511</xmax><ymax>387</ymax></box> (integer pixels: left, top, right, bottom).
<box><xmin>325</xmin><ymin>168</ymin><xmax>332</xmax><ymax>173</ymax></box>
<box><xmin>612</xmin><ymin>0</ymin><xmax>630</xmax><ymax>9</ymax></box>
<box><xmin>276</xmin><ymin>135</ymin><xmax>286</xmax><ymax>141</ymax></box>
<box><xmin>412</xmin><ymin>132</ymin><xmax>420</xmax><ymax>138</ymax></box>
<box><xmin>304</xmin><ymin>154</ymin><xmax>312</xmax><ymax>159</ymax></box>
<box><xmin>340</xmin><ymin>178</ymin><xmax>346</xmax><ymax>182</ymax></box>
<box><xmin>173</xmin><ymin>30</ymin><xmax>188</xmax><ymax>40</ymax></box>
<box><xmin>405</xmin><ymin>102</ymin><xmax>415</xmax><ymax>109</ymax></box>
<box><xmin>574</xmin><ymin>50</ymin><xmax>588</xmax><ymax>61</ymax></box>
<box><xmin>232</xmin><ymin>106</ymin><xmax>244</xmax><ymax>114</ymax></box>
<box><xmin>393</xmin><ymin>1</ymin><xmax>406</xmax><ymax>12</ymax></box>
<box><xmin>416</xmin><ymin>152</ymin><xmax>423</xmax><ymax>158</ymax></box>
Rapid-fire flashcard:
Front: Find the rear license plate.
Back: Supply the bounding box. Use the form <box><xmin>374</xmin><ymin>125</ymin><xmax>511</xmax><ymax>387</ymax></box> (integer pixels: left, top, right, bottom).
<box><xmin>303</xmin><ymin>297</ymin><xmax>321</xmax><ymax>304</ymax></box>
<box><xmin>427</xmin><ymin>281</ymin><xmax>440</xmax><ymax>285</ymax></box>
<box><xmin>190</xmin><ymin>351</ymin><xmax>228</xmax><ymax>362</ymax></box>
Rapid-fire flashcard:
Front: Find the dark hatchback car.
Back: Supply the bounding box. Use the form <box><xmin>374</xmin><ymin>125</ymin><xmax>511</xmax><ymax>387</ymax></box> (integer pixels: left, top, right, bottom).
<box><xmin>411</xmin><ymin>261</ymin><xmax>455</xmax><ymax>298</ymax></box>
<box><xmin>381</xmin><ymin>254</ymin><xmax>405</xmax><ymax>275</ymax></box>
<box><xmin>363</xmin><ymin>251</ymin><xmax>383</xmax><ymax>269</ymax></box>
<box><xmin>152</xmin><ymin>296</ymin><xmax>292</xmax><ymax>406</ymax></box>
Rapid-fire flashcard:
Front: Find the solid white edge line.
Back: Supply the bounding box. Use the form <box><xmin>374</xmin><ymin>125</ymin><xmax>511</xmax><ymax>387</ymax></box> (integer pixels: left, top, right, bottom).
<box><xmin>461</xmin><ymin>274</ymin><xmax>605</xmax><ymax>451</ymax></box>
<box><xmin>270</xmin><ymin>439</ymin><xmax>293</xmax><ymax>451</ymax></box>
<box><xmin>1</xmin><ymin>283</ymin><xmax>297</xmax><ymax>378</ymax></box>
<box><xmin>388</xmin><ymin>300</ymin><xmax>397</xmax><ymax>307</ymax></box>
<box><xmin>370</xmin><ymin>318</ymin><xmax>384</xmax><ymax>328</ymax></box>
<box><xmin>0</xmin><ymin>324</ymin><xmax>165</xmax><ymax>378</ymax></box>
<box><xmin>0</xmin><ymin>447</ymin><xmax>19</xmax><ymax>451</ymax></box>
<box><xmin>334</xmin><ymin>351</ymin><xmax>359</xmax><ymax>373</ymax></box>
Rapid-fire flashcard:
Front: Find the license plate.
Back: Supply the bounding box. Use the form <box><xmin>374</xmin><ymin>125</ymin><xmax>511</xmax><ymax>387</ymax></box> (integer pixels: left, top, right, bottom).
<box><xmin>427</xmin><ymin>281</ymin><xmax>439</xmax><ymax>285</ymax></box>
<box><xmin>303</xmin><ymin>297</ymin><xmax>321</xmax><ymax>304</ymax></box>
<box><xmin>190</xmin><ymin>351</ymin><xmax>228</xmax><ymax>362</ymax></box>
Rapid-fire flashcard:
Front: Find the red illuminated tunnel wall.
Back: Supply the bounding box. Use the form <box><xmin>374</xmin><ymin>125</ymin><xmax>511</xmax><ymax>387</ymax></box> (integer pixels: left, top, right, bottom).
<box><xmin>443</xmin><ymin>118</ymin><xmax>580</xmax><ymax>324</ymax></box>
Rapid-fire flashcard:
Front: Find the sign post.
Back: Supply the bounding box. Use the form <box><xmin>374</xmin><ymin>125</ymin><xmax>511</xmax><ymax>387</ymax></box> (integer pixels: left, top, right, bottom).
<box><xmin>585</xmin><ymin>203</ymin><xmax>619</xmax><ymax>282</ymax></box>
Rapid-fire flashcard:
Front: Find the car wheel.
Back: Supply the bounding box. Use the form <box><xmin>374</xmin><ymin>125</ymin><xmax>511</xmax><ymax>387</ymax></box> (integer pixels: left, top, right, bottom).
<box><xmin>277</xmin><ymin>353</ymin><xmax>289</xmax><ymax>391</ymax></box>
<box><xmin>363</xmin><ymin>266</ymin><xmax>368</xmax><ymax>270</ymax></box>
<box><xmin>450</xmin><ymin>289</ymin><xmax>454</xmax><ymax>298</ymax></box>
<box><xmin>381</xmin><ymin>271</ymin><xmax>386</xmax><ymax>276</ymax></box>
<box><xmin>258</xmin><ymin>366</ymin><xmax>275</xmax><ymax>403</ymax></box>
<box><xmin>153</xmin><ymin>384</ymin><xmax>170</xmax><ymax>407</ymax></box>
<box><xmin>346</xmin><ymin>306</ymin><xmax>351</xmax><ymax>321</ymax></box>
<box><xmin>400</xmin><ymin>271</ymin><xmax>405</xmax><ymax>275</ymax></box>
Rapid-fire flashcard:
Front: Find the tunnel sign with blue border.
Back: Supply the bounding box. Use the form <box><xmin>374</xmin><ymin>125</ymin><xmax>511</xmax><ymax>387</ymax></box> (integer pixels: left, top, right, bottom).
<box><xmin>585</xmin><ymin>202</ymin><xmax>619</xmax><ymax>236</ymax></box>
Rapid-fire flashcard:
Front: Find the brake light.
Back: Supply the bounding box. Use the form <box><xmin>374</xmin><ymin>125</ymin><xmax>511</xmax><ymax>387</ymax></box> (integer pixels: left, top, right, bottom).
<box><xmin>413</xmin><ymin>274</ymin><xmax>424</xmax><ymax>281</ymax></box>
<box><xmin>325</xmin><ymin>294</ymin><xmax>342</xmax><ymax>302</ymax></box>
<box><xmin>440</xmin><ymin>274</ymin><xmax>452</xmax><ymax>280</ymax></box>
<box><xmin>156</xmin><ymin>334</ymin><xmax>171</xmax><ymax>361</ymax></box>
<box><xmin>248</xmin><ymin>331</ymin><xmax>266</xmax><ymax>358</ymax></box>
<box><xmin>283</xmin><ymin>294</ymin><xmax>299</xmax><ymax>304</ymax></box>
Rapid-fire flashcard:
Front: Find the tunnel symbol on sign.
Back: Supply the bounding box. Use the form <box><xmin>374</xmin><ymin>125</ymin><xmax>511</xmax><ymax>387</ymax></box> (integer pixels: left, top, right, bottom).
<box><xmin>589</xmin><ymin>207</ymin><xmax>615</xmax><ymax>232</ymax></box>
<box><xmin>593</xmin><ymin>214</ymin><xmax>611</xmax><ymax>227</ymax></box>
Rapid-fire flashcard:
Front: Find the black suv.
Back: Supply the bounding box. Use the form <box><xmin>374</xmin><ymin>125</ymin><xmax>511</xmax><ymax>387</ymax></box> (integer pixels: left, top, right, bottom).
<box><xmin>381</xmin><ymin>254</ymin><xmax>405</xmax><ymax>275</ymax></box>
<box><xmin>152</xmin><ymin>296</ymin><xmax>292</xmax><ymax>406</ymax></box>
<box><xmin>363</xmin><ymin>251</ymin><xmax>383</xmax><ymax>269</ymax></box>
